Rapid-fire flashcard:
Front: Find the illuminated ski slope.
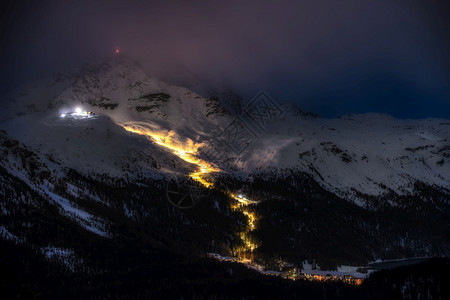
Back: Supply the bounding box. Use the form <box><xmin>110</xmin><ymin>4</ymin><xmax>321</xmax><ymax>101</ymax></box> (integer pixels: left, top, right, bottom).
<box><xmin>120</xmin><ymin>122</ymin><xmax>219</xmax><ymax>188</ymax></box>
<box><xmin>120</xmin><ymin>121</ymin><xmax>260</xmax><ymax>258</ymax></box>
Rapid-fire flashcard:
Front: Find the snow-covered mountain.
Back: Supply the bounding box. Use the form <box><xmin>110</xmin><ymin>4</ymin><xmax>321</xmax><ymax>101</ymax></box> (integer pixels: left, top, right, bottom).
<box><xmin>1</xmin><ymin>55</ymin><xmax>448</xmax><ymax>207</ymax></box>
<box><xmin>243</xmin><ymin>113</ymin><xmax>450</xmax><ymax>206</ymax></box>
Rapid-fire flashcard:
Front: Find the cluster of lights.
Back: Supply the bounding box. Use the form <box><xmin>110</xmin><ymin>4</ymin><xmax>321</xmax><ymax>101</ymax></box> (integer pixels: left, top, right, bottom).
<box><xmin>60</xmin><ymin>107</ymin><xmax>93</xmax><ymax>119</ymax></box>
<box><xmin>302</xmin><ymin>274</ymin><xmax>363</xmax><ymax>286</ymax></box>
<box><xmin>230</xmin><ymin>193</ymin><xmax>258</xmax><ymax>205</ymax></box>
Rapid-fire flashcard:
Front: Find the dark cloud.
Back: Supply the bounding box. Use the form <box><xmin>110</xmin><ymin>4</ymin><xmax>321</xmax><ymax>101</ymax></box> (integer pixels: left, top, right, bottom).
<box><xmin>1</xmin><ymin>0</ymin><xmax>449</xmax><ymax>118</ymax></box>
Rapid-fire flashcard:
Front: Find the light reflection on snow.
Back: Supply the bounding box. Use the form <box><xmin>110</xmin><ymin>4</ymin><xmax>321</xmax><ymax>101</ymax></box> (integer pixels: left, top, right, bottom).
<box><xmin>119</xmin><ymin>122</ymin><xmax>220</xmax><ymax>188</ymax></box>
<box><xmin>58</xmin><ymin>106</ymin><xmax>95</xmax><ymax>120</ymax></box>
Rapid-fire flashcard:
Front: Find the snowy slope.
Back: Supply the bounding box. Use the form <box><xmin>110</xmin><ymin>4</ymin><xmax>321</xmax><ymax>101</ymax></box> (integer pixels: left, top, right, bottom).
<box><xmin>0</xmin><ymin>112</ymin><xmax>194</xmax><ymax>181</ymax></box>
<box><xmin>0</xmin><ymin>130</ymin><xmax>109</xmax><ymax>237</ymax></box>
<box><xmin>240</xmin><ymin>113</ymin><xmax>450</xmax><ymax>204</ymax></box>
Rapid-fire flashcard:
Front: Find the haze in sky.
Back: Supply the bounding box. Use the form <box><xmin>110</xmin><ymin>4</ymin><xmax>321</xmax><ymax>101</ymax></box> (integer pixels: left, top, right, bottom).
<box><xmin>1</xmin><ymin>0</ymin><xmax>449</xmax><ymax>118</ymax></box>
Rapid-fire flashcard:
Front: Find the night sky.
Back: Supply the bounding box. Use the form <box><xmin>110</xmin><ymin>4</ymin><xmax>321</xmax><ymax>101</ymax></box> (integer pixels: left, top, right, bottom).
<box><xmin>1</xmin><ymin>0</ymin><xmax>449</xmax><ymax>119</ymax></box>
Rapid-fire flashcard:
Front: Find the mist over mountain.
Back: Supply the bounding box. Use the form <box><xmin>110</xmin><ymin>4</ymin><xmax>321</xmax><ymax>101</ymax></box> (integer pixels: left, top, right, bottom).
<box><xmin>2</xmin><ymin>0</ymin><xmax>450</xmax><ymax>118</ymax></box>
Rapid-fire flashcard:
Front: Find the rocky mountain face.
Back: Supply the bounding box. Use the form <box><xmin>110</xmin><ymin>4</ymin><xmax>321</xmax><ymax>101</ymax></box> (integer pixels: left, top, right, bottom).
<box><xmin>1</xmin><ymin>55</ymin><xmax>449</xmax><ymax>297</ymax></box>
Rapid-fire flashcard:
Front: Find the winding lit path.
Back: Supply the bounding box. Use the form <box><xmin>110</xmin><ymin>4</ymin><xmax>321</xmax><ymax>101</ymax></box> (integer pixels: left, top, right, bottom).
<box><xmin>120</xmin><ymin>122</ymin><xmax>259</xmax><ymax>257</ymax></box>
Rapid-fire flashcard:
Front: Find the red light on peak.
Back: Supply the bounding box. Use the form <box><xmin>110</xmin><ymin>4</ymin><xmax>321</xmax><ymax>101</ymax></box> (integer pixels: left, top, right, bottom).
<box><xmin>115</xmin><ymin>49</ymin><xmax>119</xmax><ymax>54</ymax></box>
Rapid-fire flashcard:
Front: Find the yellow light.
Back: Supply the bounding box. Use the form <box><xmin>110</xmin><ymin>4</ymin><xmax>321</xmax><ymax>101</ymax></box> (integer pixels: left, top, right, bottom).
<box><xmin>354</xmin><ymin>279</ymin><xmax>363</xmax><ymax>286</ymax></box>
<box><xmin>242</xmin><ymin>210</ymin><xmax>257</xmax><ymax>231</ymax></box>
<box><xmin>120</xmin><ymin>122</ymin><xmax>220</xmax><ymax>188</ymax></box>
<box><xmin>229</xmin><ymin>193</ymin><xmax>258</xmax><ymax>205</ymax></box>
